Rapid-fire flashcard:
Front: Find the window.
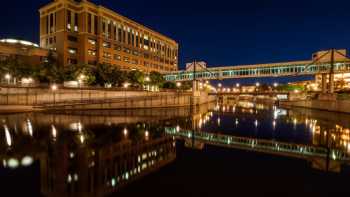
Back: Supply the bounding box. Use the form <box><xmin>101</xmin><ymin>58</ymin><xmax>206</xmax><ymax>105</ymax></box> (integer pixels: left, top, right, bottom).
<box><xmin>123</xmin><ymin>48</ymin><xmax>131</xmax><ymax>54</ymax></box>
<box><xmin>123</xmin><ymin>57</ymin><xmax>129</xmax><ymax>63</ymax></box>
<box><xmin>133</xmin><ymin>51</ymin><xmax>139</xmax><ymax>56</ymax></box>
<box><xmin>103</xmin><ymin>52</ymin><xmax>111</xmax><ymax>59</ymax></box>
<box><xmin>88</xmin><ymin>60</ymin><xmax>97</xmax><ymax>65</ymax></box>
<box><xmin>103</xmin><ymin>42</ymin><xmax>111</xmax><ymax>48</ymax></box>
<box><xmin>67</xmin><ymin>35</ymin><xmax>78</xmax><ymax>42</ymax></box>
<box><xmin>131</xmin><ymin>59</ymin><xmax>138</xmax><ymax>65</ymax></box>
<box><xmin>74</xmin><ymin>13</ymin><xmax>78</xmax><ymax>32</ymax></box>
<box><xmin>67</xmin><ymin>10</ymin><xmax>72</xmax><ymax>30</ymax></box>
<box><xmin>68</xmin><ymin>58</ymin><xmax>77</xmax><ymax>65</ymax></box>
<box><xmin>68</xmin><ymin>48</ymin><xmax>77</xmax><ymax>55</ymax></box>
<box><xmin>88</xmin><ymin>49</ymin><xmax>96</xmax><ymax>56</ymax></box>
<box><xmin>114</xmin><ymin>45</ymin><xmax>121</xmax><ymax>51</ymax></box>
<box><xmin>114</xmin><ymin>54</ymin><xmax>121</xmax><ymax>60</ymax></box>
<box><xmin>94</xmin><ymin>15</ymin><xmax>98</xmax><ymax>35</ymax></box>
<box><xmin>88</xmin><ymin>13</ymin><xmax>92</xmax><ymax>33</ymax></box>
<box><xmin>88</xmin><ymin>38</ymin><xmax>96</xmax><ymax>45</ymax></box>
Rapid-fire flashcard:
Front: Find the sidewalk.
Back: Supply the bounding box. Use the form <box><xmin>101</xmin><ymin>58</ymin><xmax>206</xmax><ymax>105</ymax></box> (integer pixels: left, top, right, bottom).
<box><xmin>0</xmin><ymin>105</ymin><xmax>42</xmax><ymax>114</ymax></box>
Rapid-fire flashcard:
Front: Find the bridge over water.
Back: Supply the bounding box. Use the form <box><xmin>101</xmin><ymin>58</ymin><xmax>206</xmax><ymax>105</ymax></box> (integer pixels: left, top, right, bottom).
<box><xmin>164</xmin><ymin>49</ymin><xmax>350</xmax><ymax>94</ymax></box>
<box><xmin>165</xmin><ymin>127</ymin><xmax>350</xmax><ymax>172</ymax></box>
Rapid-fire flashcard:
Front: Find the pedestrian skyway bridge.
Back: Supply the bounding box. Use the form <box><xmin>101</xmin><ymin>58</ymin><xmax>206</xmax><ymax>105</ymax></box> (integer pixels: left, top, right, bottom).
<box><xmin>164</xmin><ymin>61</ymin><xmax>350</xmax><ymax>81</ymax></box>
<box><xmin>164</xmin><ymin>127</ymin><xmax>350</xmax><ymax>163</ymax></box>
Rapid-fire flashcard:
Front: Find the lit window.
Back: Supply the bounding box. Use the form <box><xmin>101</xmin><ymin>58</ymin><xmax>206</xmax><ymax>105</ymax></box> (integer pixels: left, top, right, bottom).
<box><xmin>114</xmin><ymin>54</ymin><xmax>121</xmax><ymax>60</ymax></box>
<box><xmin>103</xmin><ymin>42</ymin><xmax>111</xmax><ymax>48</ymax></box>
<box><xmin>68</xmin><ymin>48</ymin><xmax>77</xmax><ymax>55</ymax></box>
<box><xmin>103</xmin><ymin>52</ymin><xmax>111</xmax><ymax>59</ymax></box>
<box><xmin>124</xmin><ymin>57</ymin><xmax>129</xmax><ymax>63</ymax></box>
<box><xmin>88</xmin><ymin>49</ymin><xmax>96</xmax><ymax>56</ymax></box>
<box><xmin>88</xmin><ymin>38</ymin><xmax>96</xmax><ymax>45</ymax></box>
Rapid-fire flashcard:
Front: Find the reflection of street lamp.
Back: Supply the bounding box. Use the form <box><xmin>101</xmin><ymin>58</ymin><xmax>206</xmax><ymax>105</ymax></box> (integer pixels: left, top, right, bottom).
<box><xmin>51</xmin><ymin>84</ymin><xmax>58</xmax><ymax>105</ymax></box>
<box><xmin>123</xmin><ymin>82</ymin><xmax>129</xmax><ymax>107</ymax></box>
<box><xmin>255</xmin><ymin>82</ymin><xmax>260</xmax><ymax>93</ymax></box>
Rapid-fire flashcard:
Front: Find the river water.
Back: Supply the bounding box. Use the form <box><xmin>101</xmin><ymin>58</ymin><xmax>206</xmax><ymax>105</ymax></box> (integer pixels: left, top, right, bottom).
<box><xmin>1</xmin><ymin>102</ymin><xmax>350</xmax><ymax>196</ymax></box>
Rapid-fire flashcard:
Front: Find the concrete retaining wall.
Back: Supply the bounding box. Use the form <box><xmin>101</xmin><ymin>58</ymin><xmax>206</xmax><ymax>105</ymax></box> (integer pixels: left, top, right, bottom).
<box><xmin>280</xmin><ymin>99</ymin><xmax>350</xmax><ymax>114</ymax></box>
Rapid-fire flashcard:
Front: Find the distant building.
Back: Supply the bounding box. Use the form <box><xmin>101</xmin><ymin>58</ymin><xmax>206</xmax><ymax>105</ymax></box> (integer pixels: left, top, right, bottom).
<box><xmin>39</xmin><ymin>0</ymin><xmax>179</xmax><ymax>73</ymax></box>
<box><xmin>0</xmin><ymin>38</ymin><xmax>52</xmax><ymax>66</ymax></box>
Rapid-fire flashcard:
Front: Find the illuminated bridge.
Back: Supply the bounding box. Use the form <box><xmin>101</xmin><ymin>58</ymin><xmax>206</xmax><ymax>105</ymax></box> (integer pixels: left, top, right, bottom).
<box><xmin>165</xmin><ymin>127</ymin><xmax>350</xmax><ymax>171</ymax></box>
<box><xmin>164</xmin><ymin>50</ymin><xmax>350</xmax><ymax>82</ymax></box>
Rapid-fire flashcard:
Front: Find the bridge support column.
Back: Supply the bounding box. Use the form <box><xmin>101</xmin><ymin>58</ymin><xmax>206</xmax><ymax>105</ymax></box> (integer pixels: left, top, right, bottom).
<box><xmin>321</xmin><ymin>74</ymin><xmax>327</xmax><ymax>94</ymax></box>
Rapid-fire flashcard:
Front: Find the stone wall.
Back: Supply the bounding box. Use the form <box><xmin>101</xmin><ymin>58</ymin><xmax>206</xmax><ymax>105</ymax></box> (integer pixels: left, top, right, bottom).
<box><xmin>280</xmin><ymin>99</ymin><xmax>350</xmax><ymax>114</ymax></box>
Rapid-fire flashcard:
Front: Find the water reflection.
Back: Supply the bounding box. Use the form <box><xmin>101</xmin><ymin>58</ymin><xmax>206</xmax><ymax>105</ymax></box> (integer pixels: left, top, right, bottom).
<box><xmin>1</xmin><ymin>103</ymin><xmax>350</xmax><ymax>196</ymax></box>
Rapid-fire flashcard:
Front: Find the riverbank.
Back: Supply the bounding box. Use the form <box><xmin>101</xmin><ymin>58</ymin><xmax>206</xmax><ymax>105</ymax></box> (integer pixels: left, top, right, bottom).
<box><xmin>280</xmin><ymin>99</ymin><xmax>350</xmax><ymax>114</ymax></box>
<box><xmin>0</xmin><ymin>87</ymin><xmax>216</xmax><ymax>113</ymax></box>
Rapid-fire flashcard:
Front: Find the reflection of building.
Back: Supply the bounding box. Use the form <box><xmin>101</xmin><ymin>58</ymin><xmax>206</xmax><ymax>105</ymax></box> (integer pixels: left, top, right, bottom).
<box><xmin>39</xmin><ymin>0</ymin><xmax>179</xmax><ymax>73</ymax></box>
<box><xmin>0</xmin><ymin>39</ymin><xmax>52</xmax><ymax>66</ymax></box>
<box><xmin>40</xmin><ymin>136</ymin><xmax>175</xmax><ymax>197</ymax></box>
<box><xmin>0</xmin><ymin>115</ymin><xmax>177</xmax><ymax>197</ymax></box>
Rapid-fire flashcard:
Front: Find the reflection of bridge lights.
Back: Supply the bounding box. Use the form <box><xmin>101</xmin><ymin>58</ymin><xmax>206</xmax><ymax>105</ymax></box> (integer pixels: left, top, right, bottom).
<box><xmin>26</xmin><ymin>119</ymin><xmax>33</xmax><ymax>136</ymax></box>
<box><xmin>254</xmin><ymin>120</ymin><xmax>258</xmax><ymax>127</ymax></box>
<box><xmin>21</xmin><ymin>156</ymin><xmax>33</xmax><ymax>167</ymax></box>
<box><xmin>272</xmin><ymin>120</ymin><xmax>276</xmax><ymax>129</ymax></box>
<box><xmin>176</xmin><ymin>125</ymin><xmax>180</xmax><ymax>132</ymax></box>
<box><xmin>74</xmin><ymin>173</ymin><xmax>79</xmax><ymax>181</ymax></box>
<box><xmin>111</xmin><ymin>178</ymin><xmax>116</xmax><ymax>187</ymax></box>
<box><xmin>123</xmin><ymin>128</ymin><xmax>128</xmax><ymax>136</ymax></box>
<box><xmin>8</xmin><ymin>158</ymin><xmax>19</xmax><ymax>169</ymax></box>
<box><xmin>217</xmin><ymin>117</ymin><xmax>221</xmax><ymax>126</ymax></box>
<box><xmin>70</xmin><ymin>122</ymin><xmax>83</xmax><ymax>132</ymax></box>
<box><xmin>51</xmin><ymin>125</ymin><xmax>57</xmax><ymax>140</ymax></box>
<box><xmin>80</xmin><ymin>135</ymin><xmax>85</xmax><ymax>144</ymax></box>
<box><xmin>293</xmin><ymin>118</ymin><xmax>297</xmax><ymax>125</ymax></box>
<box><xmin>145</xmin><ymin>130</ymin><xmax>149</xmax><ymax>138</ymax></box>
<box><xmin>70</xmin><ymin>152</ymin><xmax>75</xmax><ymax>158</ymax></box>
<box><xmin>4</xmin><ymin>125</ymin><xmax>12</xmax><ymax>147</ymax></box>
<box><xmin>235</xmin><ymin>118</ymin><xmax>239</xmax><ymax>126</ymax></box>
<box><xmin>2</xmin><ymin>159</ymin><xmax>6</xmax><ymax>168</ymax></box>
<box><xmin>67</xmin><ymin>174</ymin><xmax>72</xmax><ymax>183</ymax></box>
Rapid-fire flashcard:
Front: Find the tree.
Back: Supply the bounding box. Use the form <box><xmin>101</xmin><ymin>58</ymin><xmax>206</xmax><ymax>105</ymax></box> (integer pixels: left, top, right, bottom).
<box><xmin>63</xmin><ymin>64</ymin><xmax>96</xmax><ymax>85</ymax></box>
<box><xmin>94</xmin><ymin>63</ymin><xmax>127</xmax><ymax>87</ymax></box>
<box><xmin>37</xmin><ymin>51</ymin><xmax>64</xmax><ymax>83</ymax></box>
<box><xmin>162</xmin><ymin>81</ymin><xmax>176</xmax><ymax>89</ymax></box>
<box><xmin>149</xmin><ymin>71</ymin><xmax>165</xmax><ymax>87</ymax></box>
<box><xmin>127</xmin><ymin>70</ymin><xmax>144</xmax><ymax>87</ymax></box>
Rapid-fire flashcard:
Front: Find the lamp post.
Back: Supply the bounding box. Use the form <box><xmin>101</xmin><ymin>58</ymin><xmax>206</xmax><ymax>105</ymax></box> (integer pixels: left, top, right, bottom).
<box><xmin>5</xmin><ymin>73</ymin><xmax>11</xmax><ymax>85</ymax></box>
<box><xmin>78</xmin><ymin>74</ymin><xmax>85</xmax><ymax>103</ymax></box>
<box><xmin>255</xmin><ymin>82</ymin><xmax>260</xmax><ymax>94</ymax></box>
<box><xmin>123</xmin><ymin>82</ymin><xmax>129</xmax><ymax>108</ymax></box>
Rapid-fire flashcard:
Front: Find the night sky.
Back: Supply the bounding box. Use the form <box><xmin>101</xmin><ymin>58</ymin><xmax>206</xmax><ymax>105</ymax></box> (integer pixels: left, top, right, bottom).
<box><xmin>1</xmin><ymin>0</ymin><xmax>350</xmax><ymax>84</ymax></box>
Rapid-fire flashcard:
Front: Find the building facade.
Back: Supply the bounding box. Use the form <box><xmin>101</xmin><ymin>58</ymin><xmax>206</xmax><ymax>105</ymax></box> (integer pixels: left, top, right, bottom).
<box><xmin>0</xmin><ymin>38</ymin><xmax>51</xmax><ymax>66</ymax></box>
<box><xmin>39</xmin><ymin>0</ymin><xmax>179</xmax><ymax>73</ymax></box>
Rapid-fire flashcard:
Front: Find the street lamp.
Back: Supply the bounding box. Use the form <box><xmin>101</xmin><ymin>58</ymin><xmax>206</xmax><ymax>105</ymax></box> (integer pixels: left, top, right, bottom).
<box><xmin>5</xmin><ymin>73</ymin><xmax>11</xmax><ymax>84</ymax></box>
<box><xmin>176</xmin><ymin>82</ymin><xmax>182</xmax><ymax>88</ymax></box>
<box><xmin>236</xmin><ymin>83</ymin><xmax>240</xmax><ymax>87</ymax></box>
<box><xmin>273</xmin><ymin>82</ymin><xmax>278</xmax><ymax>87</ymax></box>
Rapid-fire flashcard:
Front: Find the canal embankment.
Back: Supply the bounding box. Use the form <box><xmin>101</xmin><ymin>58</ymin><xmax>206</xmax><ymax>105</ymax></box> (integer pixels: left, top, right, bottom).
<box><xmin>280</xmin><ymin>99</ymin><xmax>350</xmax><ymax>114</ymax></box>
<box><xmin>0</xmin><ymin>86</ymin><xmax>216</xmax><ymax>113</ymax></box>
